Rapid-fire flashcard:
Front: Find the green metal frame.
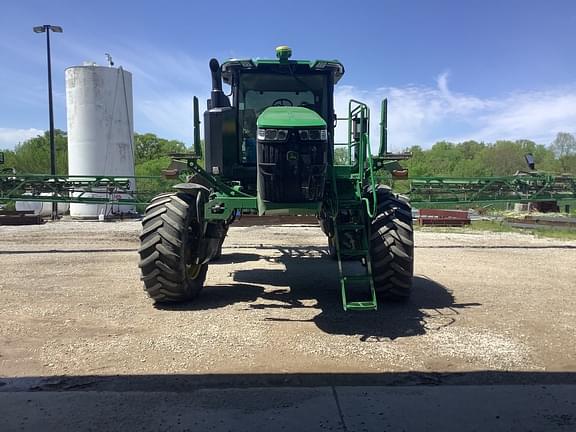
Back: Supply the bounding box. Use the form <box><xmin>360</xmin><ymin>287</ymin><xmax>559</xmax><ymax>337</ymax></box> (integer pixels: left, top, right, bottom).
<box><xmin>4</xmin><ymin>171</ymin><xmax>573</xmax><ymax>210</ymax></box>
<box><xmin>0</xmin><ymin>174</ymin><xmax>163</xmax><ymax>205</ymax></box>
<box><xmin>393</xmin><ymin>174</ymin><xmax>576</xmax><ymax>208</ymax></box>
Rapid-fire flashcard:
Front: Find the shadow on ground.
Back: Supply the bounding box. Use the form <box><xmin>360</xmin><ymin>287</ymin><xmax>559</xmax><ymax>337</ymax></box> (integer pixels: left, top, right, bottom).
<box><xmin>158</xmin><ymin>246</ymin><xmax>480</xmax><ymax>340</ymax></box>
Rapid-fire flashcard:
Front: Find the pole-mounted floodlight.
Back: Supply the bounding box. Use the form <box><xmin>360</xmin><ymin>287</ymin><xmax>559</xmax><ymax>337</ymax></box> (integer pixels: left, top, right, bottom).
<box><xmin>34</xmin><ymin>25</ymin><xmax>62</xmax><ymax>33</ymax></box>
<box><xmin>33</xmin><ymin>24</ymin><xmax>63</xmax><ymax>220</ymax></box>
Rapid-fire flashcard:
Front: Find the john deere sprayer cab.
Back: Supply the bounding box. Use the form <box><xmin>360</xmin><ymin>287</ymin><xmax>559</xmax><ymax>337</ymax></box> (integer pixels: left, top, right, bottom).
<box><xmin>138</xmin><ymin>46</ymin><xmax>414</xmax><ymax>311</ymax></box>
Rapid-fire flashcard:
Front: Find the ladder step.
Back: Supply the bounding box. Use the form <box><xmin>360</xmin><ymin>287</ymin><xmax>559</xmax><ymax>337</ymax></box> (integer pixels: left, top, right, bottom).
<box><xmin>340</xmin><ymin>275</ymin><xmax>377</xmax><ymax>311</ymax></box>
<box><xmin>345</xmin><ymin>301</ymin><xmax>377</xmax><ymax>311</ymax></box>
<box><xmin>343</xmin><ymin>275</ymin><xmax>372</xmax><ymax>283</ymax></box>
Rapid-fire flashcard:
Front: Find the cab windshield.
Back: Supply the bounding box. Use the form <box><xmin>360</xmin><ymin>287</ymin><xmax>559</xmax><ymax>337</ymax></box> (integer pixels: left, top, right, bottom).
<box><xmin>237</xmin><ymin>72</ymin><xmax>328</xmax><ymax>163</ymax></box>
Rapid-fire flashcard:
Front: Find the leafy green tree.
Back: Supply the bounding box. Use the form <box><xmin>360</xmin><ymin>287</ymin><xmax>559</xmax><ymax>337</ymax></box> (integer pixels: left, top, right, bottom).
<box><xmin>479</xmin><ymin>141</ymin><xmax>528</xmax><ymax>175</ymax></box>
<box><xmin>401</xmin><ymin>138</ymin><xmax>565</xmax><ymax>177</ymax></box>
<box><xmin>134</xmin><ymin>156</ymin><xmax>179</xmax><ymax>208</ymax></box>
<box><xmin>9</xmin><ymin>130</ymin><xmax>68</xmax><ymax>174</ymax></box>
<box><xmin>550</xmin><ymin>132</ymin><xmax>576</xmax><ymax>157</ymax></box>
<box><xmin>334</xmin><ymin>147</ymin><xmax>349</xmax><ymax>165</ymax></box>
<box><xmin>0</xmin><ymin>149</ymin><xmax>16</xmax><ymax>172</ymax></box>
<box><xmin>532</xmin><ymin>144</ymin><xmax>558</xmax><ymax>172</ymax></box>
<box><xmin>550</xmin><ymin>132</ymin><xmax>576</xmax><ymax>172</ymax></box>
<box><xmin>1</xmin><ymin>129</ymin><xmax>190</xmax><ymax>174</ymax></box>
<box><xmin>134</xmin><ymin>133</ymin><xmax>187</xmax><ymax>164</ymax></box>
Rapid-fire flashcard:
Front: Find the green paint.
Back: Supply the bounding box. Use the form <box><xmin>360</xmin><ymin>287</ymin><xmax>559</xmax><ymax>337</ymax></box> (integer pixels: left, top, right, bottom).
<box><xmin>0</xmin><ymin>174</ymin><xmax>157</xmax><ymax>206</ymax></box>
<box><xmin>204</xmin><ymin>196</ymin><xmax>258</xmax><ymax>220</ymax></box>
<box><xmin>257</xmin><ymin>107</ymin><xmax>326</xmax><ymax>128</ymax></box>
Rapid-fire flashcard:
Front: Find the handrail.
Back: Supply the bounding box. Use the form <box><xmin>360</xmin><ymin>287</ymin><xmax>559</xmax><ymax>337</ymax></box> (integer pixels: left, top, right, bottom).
<box><xmin>378</xmin><ymin>98</ymin><xmax>387</xmax><ymax>157</ymax></box>
<box><xmin>346</xmin><ymin>100</ymin><xmax>378</xmax><ymax>217</ymax></box>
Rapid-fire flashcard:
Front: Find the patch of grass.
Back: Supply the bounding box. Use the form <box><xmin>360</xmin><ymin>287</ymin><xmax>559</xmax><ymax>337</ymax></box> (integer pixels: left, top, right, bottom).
<box><xmin>0</xmin><ymin>200</ymin><xmax>16</xmax><ymax>211</ymax></box>
<box><xmin>468</xmin><ymin>220</ymin><xmax>516</xmax><ymax>233</ymax></box>
<box><xmin>415</xmin><ymin>219</ymin><xmax>576</xmax><ymax>240</ymax></box>
<box><xmin>529</xmin><ymin>228</ymin><xmax>576</xmax><ymax>240</ymax></box>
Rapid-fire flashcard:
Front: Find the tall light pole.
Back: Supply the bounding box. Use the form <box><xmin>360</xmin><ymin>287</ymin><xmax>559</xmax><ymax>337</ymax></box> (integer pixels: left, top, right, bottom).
<box><xmin>33</xmin><ymin>24</ymin><xmax>63</xmax><ymax>221</ymax></box>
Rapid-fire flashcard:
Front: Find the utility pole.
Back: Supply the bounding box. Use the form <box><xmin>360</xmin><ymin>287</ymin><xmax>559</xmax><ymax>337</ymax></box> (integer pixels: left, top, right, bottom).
<box><xmin>33</xmin><ymin>24</ymin><xmax>63</xmax><ymax>220</ymax></box>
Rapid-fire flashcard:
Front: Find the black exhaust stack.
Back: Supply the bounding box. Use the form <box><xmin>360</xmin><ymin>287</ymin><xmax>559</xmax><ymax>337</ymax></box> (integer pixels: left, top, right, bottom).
<box><xmin>204</xmin><ymin>58</ymin><xmax>236</xmax><ymax>176</ymax></box>
<box><xmin>208</xmin><ymin>58</ymin><xmax>230</xmax><ymax>109</ymax></box>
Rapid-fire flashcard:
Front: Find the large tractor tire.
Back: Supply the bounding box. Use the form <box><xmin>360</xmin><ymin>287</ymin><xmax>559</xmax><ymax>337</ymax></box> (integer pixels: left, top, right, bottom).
<box><xmin>138</xmin><ymin>192</ymin><xmax>207</xmax><ymax>303</ymax></box>
<box><xmin>369</xmin><ymin>185</ymin><xmax>414</xmax><ymax>300</ymax></box>
<box><xmin>210</xmin><ymin>226</ymin><xmax>228</xmax><ymax>261</ymax></box>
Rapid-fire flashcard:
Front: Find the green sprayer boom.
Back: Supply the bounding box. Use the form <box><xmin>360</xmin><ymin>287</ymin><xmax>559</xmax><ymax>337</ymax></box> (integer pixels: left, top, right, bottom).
<box><xmin>2</xmin><ymin>172</ymin><xmax>573</xmax><ymax>209</ymax></box>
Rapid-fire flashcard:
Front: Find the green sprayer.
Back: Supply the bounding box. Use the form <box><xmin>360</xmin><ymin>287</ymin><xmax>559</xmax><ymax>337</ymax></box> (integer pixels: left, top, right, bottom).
<box><xmin>138</xmin><ymin>46</ymin><xmax>414</xmax><ymax>311</ymax></box>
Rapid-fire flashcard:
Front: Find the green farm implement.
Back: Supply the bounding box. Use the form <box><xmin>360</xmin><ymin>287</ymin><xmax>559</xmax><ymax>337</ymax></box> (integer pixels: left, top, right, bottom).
<box><xmin>136</xmin><ymin>47</ymin><xmax>575</xmax><ymax>310</ymax></box>
<box><xmin>2</xmin><ymin>47</ymin><xmax>574</xmax><ymax>311</ymax></box>
<box><xmin>137</xmin><ymin>47</ymin><xmax>413</xmax><ymax>311</ymax></box>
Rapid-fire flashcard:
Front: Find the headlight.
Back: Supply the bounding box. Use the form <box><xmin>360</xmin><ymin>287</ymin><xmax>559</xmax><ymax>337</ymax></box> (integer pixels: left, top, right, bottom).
<box><xmin>277</xmin><ymin>130</ymin><xmax>288</xmax><ymax>140</ymax></box>
<box><xmin>299</xmin><ymin>129</ymin><xmax>327</xmax><ymax>141</ymax></box>
<box><xmin>257</xmin><ymin>128</ymin><xmax>289</xmax><ymax>141</ymax></box>
<box><xmin>257</xmin><ymin>128</ymin><xmax>327</xmax><ymax>141</ymax></box>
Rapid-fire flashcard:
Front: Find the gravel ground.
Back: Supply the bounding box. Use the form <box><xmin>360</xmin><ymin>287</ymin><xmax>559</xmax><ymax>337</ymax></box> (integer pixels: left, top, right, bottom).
<box><xmin>0</xmin><ymin>220</ymin><xmax>575</xmax><ymax>377</ymax></box>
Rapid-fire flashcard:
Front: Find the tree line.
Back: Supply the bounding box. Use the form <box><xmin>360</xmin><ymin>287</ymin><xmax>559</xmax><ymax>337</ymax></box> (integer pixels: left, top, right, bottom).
<box><xmin>333</xmin><ymin>132</ymin><xmax>575</xmax><ymax>176</ymax></box>
<box><xmin>2</xmin><ymin>130</ymin><xmax>575</xmax><ymax>179</ymax></box>
<box><xmin>0</xmin><ymin>131</ymin><xmax>190</xmax><ymax>205</ymax></box>
<box><xmin>0</xmin><ymin>130</ymin><xmax>188</xmax><ymax>177</ymax></box>
<box><xmin>401</xmin><ymin>132</ymin><xmax>576</xmax><ymax>177</ymax></box>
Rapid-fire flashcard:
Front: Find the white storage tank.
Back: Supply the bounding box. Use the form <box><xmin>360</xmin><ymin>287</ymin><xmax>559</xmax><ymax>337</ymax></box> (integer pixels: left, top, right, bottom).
<box><xmin>16</xmin><ymin>198</ymin><xmax>69</xmax><ymax>217</ymax></box>
<box><xmin>65</xmin><ymin>64</ymin><xmax>136</xmax><ymax>218</ymax></box>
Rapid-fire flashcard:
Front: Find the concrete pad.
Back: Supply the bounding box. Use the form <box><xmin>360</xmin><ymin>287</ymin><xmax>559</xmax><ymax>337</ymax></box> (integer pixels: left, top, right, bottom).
<box><xmin>0</xmin><ymin>388</ymin><xmax>339</xmax><ymax>432</ymax></box>
<box><xmin>0</xmin><ymin>385</ymin><xmax>575</xmax><ymax>431</ymax></box>
<box><xmin>337</xmin><ymin>385</ymin><xmax>576</xmax><ymax>431</ymax></box>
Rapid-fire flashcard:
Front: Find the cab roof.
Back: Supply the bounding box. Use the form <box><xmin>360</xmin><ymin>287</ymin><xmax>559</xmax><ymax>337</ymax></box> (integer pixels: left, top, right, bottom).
<box><xmin>221</xmin><ymin>58</ymin><xmax>345</xmax><ymax>85</ymax></box>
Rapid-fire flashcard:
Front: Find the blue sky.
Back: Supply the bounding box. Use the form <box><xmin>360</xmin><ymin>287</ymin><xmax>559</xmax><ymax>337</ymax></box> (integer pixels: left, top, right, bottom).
<box><xmin>1</xmin><ymin>0</ymin><xmax>575</xmax><ymax>151</ymax></box>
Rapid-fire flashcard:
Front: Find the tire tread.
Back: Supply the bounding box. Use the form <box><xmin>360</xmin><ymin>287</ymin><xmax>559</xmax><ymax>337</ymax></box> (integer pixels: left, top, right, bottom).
<box><xmin>370</xmin><ymin>187</ymin><xmax>414</xmax><ymax>300</ymax></box>
<box><xmin>138</xmin><ymin>192</ymin><xmax>207</xmax><ymax>303</ymax></box>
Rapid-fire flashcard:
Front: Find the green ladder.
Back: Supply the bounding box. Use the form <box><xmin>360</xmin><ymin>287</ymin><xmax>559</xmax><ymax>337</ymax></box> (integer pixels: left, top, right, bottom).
<box><xmin>332</xmin><ymin>202</ymin><xmax>377</xmax><ymax>311</ymax></box>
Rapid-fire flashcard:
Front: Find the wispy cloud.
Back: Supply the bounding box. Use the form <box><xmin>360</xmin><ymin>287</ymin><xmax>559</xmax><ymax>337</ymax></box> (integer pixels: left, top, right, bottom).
<box><xmin>139</xmin><ymin>96</ymin><xmax>200</xmax><ymax>142</ymax></box>
<box><xmin>0</xmin><ymin>128</ymin><xmax>44</xmax><ymax>149</ymax></box>
<box><xmin>0</xmin><ymin>37</ymin><xmax>212</xmax><ymax>146</ymax></box>
<box><xmin>334</xmin><ymin>74</ymin><xmax>576</xmax><ymax>151</ymax></box>
<box><xmin>88</xmin><ymin>45</ymin><xmax>212</xmax><ymax>144</ymax></box>
<box><xmin>470</xmin><ymin>90</ymin><xmax>576</xmax><ymax>143</ymax></box>
<box><xmin>4</xmin><ymin>35</ymin><xmax>576</xmax><ymax>151</ymax></box>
